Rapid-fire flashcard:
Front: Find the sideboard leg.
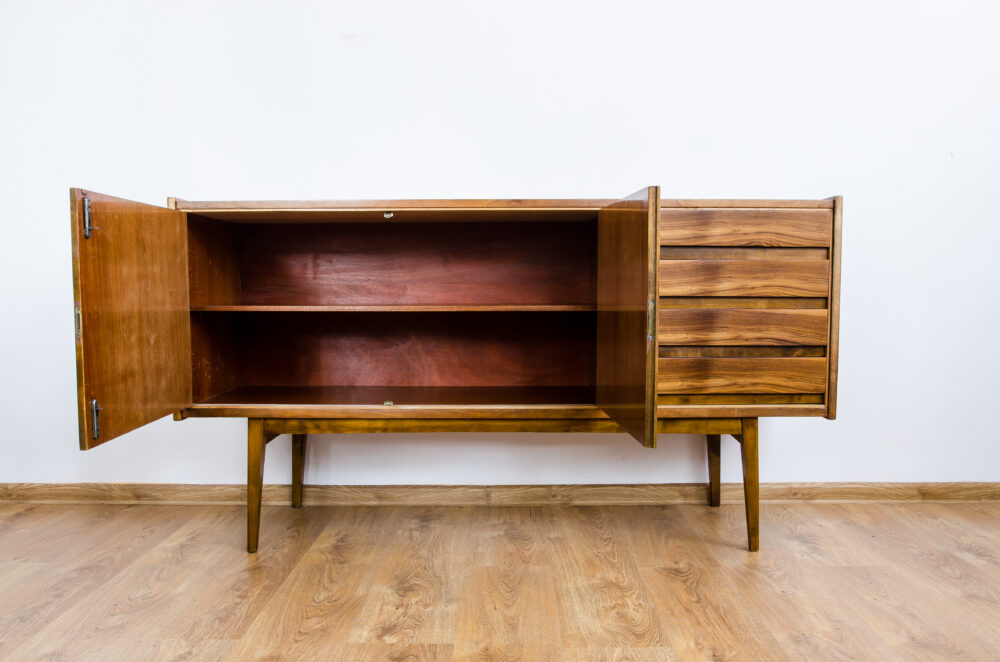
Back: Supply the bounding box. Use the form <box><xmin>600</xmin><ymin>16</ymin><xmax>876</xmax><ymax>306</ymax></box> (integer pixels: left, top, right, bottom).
<box><xmin>291</xmin><ymin>433</ymin><xmax>307</xmax><ymax>508</ymax></box>
<box><xmin>738</xmin><ymin>418</ymin><xmax>760</xmax><ymax>552</ymax></box>
<box><xmin>247</xmin><ymin>419</ymin><xmax>266</xmax><ymax>553</ymax></box>
<box><xmin>706</xmin><ymin>434</ymin><xmax>721</xmax><ymax>507</ymax></box>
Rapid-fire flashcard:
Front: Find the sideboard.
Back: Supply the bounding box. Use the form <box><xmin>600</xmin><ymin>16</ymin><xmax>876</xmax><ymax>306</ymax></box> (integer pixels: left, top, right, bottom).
<box><xmin>70</xmin><ymin>187</ymin><xmax>842</xmax><ymax>552</ymax></box>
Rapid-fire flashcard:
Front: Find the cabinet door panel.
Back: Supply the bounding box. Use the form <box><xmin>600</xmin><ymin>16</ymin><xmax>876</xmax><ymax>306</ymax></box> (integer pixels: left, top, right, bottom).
<box><xmin>596</xmin><ymin>187</ymin><xmax>659</xmax><ymax>447</ymax></box>
<box><xmin>71</xmin><ymin>189</ymin><xmax>191</xmax><ymax>448</ymax></box>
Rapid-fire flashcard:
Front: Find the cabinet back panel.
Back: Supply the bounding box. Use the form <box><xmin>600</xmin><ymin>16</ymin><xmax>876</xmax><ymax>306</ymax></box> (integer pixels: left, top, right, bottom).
<box><xmin>226</xmin><ymin>221</ymin><xmax>597</xmax><ymax>306</ymax></box>
<box><xmin>194</xmin><ymin>311</ymin><xmax>595</xmax><ymax>390</ymax></box>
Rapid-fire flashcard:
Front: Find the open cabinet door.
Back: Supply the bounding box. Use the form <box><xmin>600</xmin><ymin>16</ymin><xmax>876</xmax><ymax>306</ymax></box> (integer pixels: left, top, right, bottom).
<box><xmin>71</xmin><ymin>189</ymin><xmax>192</xmax><ymax>449</ymax></box>
<box><xmin>596</xmin><ymin>186</ymin><xmax>659</xmax><ymax>447</ymax></box>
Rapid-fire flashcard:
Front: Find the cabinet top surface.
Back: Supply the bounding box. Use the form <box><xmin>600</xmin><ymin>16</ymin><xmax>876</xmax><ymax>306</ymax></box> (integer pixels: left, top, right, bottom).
<box><xmin>171</xmin><ymin>197</ymin><xmax>835</xmax><ymax>213</ymax></box>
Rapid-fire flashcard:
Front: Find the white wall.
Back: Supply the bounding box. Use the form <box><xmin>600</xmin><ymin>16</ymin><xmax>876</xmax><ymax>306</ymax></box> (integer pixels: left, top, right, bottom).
<box><xmin>1</xmin><ymin>0</ymin><xmax>998</xmax><ymax>486</ymax></box>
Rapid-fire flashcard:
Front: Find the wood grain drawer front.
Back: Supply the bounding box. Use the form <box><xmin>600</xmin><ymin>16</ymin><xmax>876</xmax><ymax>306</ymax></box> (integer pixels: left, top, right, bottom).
<box><xmin>658</xmin><ymin>309</ymin><xmax>828</xmax><ymax>345</ymax></box>
<box><xmin>659</xmin><ymin>209</ymin><xmax>832</xmax><ymax>247</ymax></box>
<box><xmin>657</xmin><ymin>358</ymin><xmax>828</xmax><ymax>394</ymax></box>
<box><xmin>658</xmin><ymin>259</ymin><xmax>829</xmax><ymax>297</ymax></box>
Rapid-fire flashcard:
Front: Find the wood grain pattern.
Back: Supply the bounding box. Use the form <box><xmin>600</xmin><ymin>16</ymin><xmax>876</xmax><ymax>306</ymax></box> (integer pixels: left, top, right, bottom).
<box><xmin>658</xmin><ymin>393</ymin><xmax>825</xmax><ymax>404</ymax></box>
<box><xmin>827</xmin><ymin>196</ymin><xmax>843</xmax><ymax>419</ymax></box>
<box><xmin>596</xmin><ymin>187</ymin><xmax>659</xmax><ymax>447</ymax></box>
<box><xmin>189</xmin><ymin>312</ymin><xmax>242</xmax><ymax>402</ymax></box>
<box><xmin>291</xmin><ymin>434</ymin><xmax>306</xmax><ymax>508</ymax></box>
<box><xmin>658</xmin><ymin>346</ymin><xmax>826</xmax><ymax>357</ymax></box>
<box><xmin>263</xmin><ymin>419</ymin><xmax>629</xmax><ymax>435</ymax></box>
<box><xmin>4</xmin><ymin>501</ymin><xmax>999</xmax><ymax>660</ymax></box>
<box><xmin>657</xmin><ymin>403</ymin><xmax>828</xmax><ymax>418</ymax></box>
<box><xmin>70</xmin><ymin>189</ymin><xmax>191</xmax><ymax>448</ymax></box>
<box><xmin>738</xmin><ymin>417</ymin><xmax>760</xmax><ymax>551</ymax></box>
<box><xmin>236</xmin><ymin>221</ymin><xmax>596</xmax><ymax>306</ymax></box>
<box><xmin>3</xmin><ymin>482</ymin><xmax>999</xmax><ymax>505</ymax></box>
<box><xmin>706</xmin><ymin>435</ymin><xmax>721</xmax><ymax>507</ymax></box>
<box><xmin>187</xmin><ymin>216</ymin><xmax>240</xmax><ymax>307</ymax></box>
<box><xmin>658</xmin><ymin>259</ymin><xmax>830</xmax><ymax>297</ymax></box>
<box><xmin>657</xmin><ymin>357</ymin><xmax>828</xmax><ymax>394</ymax></box>
<box><xmin>659</xmin><ymin>309</ymin><xmax>829</xmax><ymax>345</ymax></box>
<box><xmin>247</xmin><ymin>419</ymin><xmax>266</xmax><ymax>553</ymax></box>
<box><xmin>659</xmin><ymin>297</ymin><xmax>827</xmax><ymax>309</ymax></box>
<box><xmin>191</xmin><ymin>304</ymin><xmax>596</xmax><ymax>312</ymax></box>
<box><xmin>176</xmin><ymin>198</ymin><xmax>608</xmax><ymax>226</ymax></box>
<box><xmin>549</xmin><ymin>507</ymin><xmax>662</xmax><ymax>648</ymax></box>
<box><xmin>224</xmin><ymin>311</ymin><xmax>595</xmax><ymax>389</ymax></box>
<box><xmin>189</xmin><ymin>385</ymin><xmax>600</xmax><ymax>420</ymax></box>
<box><xmin>660</xmin><ymin>198</ymin><xmax>834</xmax><ymax>208</ymax></box>
<box><xmin>178</xmin><ymin>198</ymin><xmax>615</xmax><ymax>210</ymax></box>
<box><xmin>659</xmin><ymin>246</ymin><xmax>828</xmax><ymax>260</ymax></box>
<box><xmin>659</xmin><ymin>209</ymin><xmax>832</xmax><ymax>247</ymax></box>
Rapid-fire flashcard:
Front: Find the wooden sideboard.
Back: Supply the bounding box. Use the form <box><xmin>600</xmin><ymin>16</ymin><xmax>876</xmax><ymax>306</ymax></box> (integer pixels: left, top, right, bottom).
<box><xmin>70</xmin><ymin>187</ymin><xmax>842</xmax><ymax>552</ymax></box>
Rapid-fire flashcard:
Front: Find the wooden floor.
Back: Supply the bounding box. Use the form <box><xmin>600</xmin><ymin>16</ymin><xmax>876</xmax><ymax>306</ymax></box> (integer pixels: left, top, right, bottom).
<box><xmin>1</xmin><ymin>501</ymin><xmax>999</xmax><ymax>661</ymax></box>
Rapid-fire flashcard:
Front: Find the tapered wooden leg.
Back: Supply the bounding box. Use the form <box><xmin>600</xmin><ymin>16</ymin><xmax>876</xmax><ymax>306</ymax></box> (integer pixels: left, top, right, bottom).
<box><xmin>706</xmin><ymin>434</ymin><xmax>721</xmax><ymax>507</ymax></box>
<box><xmin>738</xmin><ymin>417</ymin><xmax>759</xmax><ymax>552</ymax></box>
<box><xmin>247</xmin><ymin>419</ymin><xmax>266</xmax><ymax>553</ymax></box>
<box><xmin>291</xmin><ymin>433</ymin><xmax>307</xmax><ymax>508</ymax></box>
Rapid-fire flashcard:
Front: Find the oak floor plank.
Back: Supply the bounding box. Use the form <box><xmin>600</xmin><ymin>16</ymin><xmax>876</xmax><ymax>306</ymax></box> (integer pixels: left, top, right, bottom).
<box><xmin>638</xmin><ymin>563</ymin><xmax>779</xmax><ymax>662</ymax></box>
<box><xmin>6</xmin><ymin>507</ymin><xmax>246</xmax><ymax>661</ymax></box>
<box><xmin>166</xmin><ymin>505</ymin><xmax>329</xmax><ymax>641</ymax></box>
<box><xmin>893</xmin><ymin>502</ymin><xmax>1000</xmax><ymax>570</ymax></box>
<box><xmin>2</xmin><ymin>502</ymin><xmax>1000</xmax><ymax>660</ymax></box>
<box><xmin>0</xmin><ymin>505</ymin><xmax>193</xmax><ymax>659</ymax></box>
<box><xmin>348</xmin><ymin>507</ymin><xmax>471</xmax><ymax>648</ymax></box>
<box><xmin>339</xmin><ymin>643</ymin><xmax>455</xmax><ymax>661</ymax></box>
<box><xmin>813</xmin><ymin>564</ymin><xmax>988</xmax><ymax>661</ymax></box>
<box><xmin>561</xmin><ymin>648</ymin><xmax>680</xmax><ymax>661</ymax></box>
<box><xmin>0</xmin><ymin>502</ymin><xmax>36</xmax><ymax>530</ymax></box>
<box><xmin>818</xmin><ymin>504</ymin><xmax>1000</xmax><ymax>660</ymax></box>
<box><xmin>453</xmin><ymin>507</ymin><xmax>561</xmax><ymax>662</ymax></box>
<box><xmin>221</xmin><ymin>507</ymin><xmax>399</xmax><ymax>661</ymax></box>
<box><xmin>548</xmin><ymin>506</ymin><xmax>663</xmax><ymax>649</ymax></box>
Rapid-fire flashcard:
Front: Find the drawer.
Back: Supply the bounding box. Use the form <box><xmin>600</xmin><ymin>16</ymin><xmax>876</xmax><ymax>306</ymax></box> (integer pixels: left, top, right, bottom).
<box><xmin>658</xmin><ymin>309</ymin><xmax>828</xmax><ymax>346</ymax></box>
<box><xmin>659</xmin><ymin>208</ymin><xmax>832</xmax><ymax>247</ymax></box>
<box><xmin>658</xmin><ymin>259</ymin><xmax>829</xmax><ymax>297</ymax></box>
<box><xmin>657</xmin><ymin>357</ymin><xmax>828</xmax><ymax>394</ymax></box>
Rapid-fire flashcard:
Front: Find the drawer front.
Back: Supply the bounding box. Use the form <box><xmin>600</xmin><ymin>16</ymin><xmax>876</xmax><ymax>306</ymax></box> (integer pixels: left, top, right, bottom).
<box><xmin>659</xmin><ymin>309</ymin><xmax>828</xmax><ymax>346</ymax></box>
<box><xmin>657</xmin><ymin>202</ymin><xmax>838</xmax><ymax>418</ymax></box>
<box><xmin>658</xmin><ymin>259</ymin><xmax>829</xmax><ymax>297</ymax></box>
<box><xmin>657</xmin><ymin>357</ymin><xmax>828</xmax><ymax>394</ymax></box>
<box><xmin>659</xmin><ymin>208</ymin><xmax>832</xmax><ymax>247</ymax></box>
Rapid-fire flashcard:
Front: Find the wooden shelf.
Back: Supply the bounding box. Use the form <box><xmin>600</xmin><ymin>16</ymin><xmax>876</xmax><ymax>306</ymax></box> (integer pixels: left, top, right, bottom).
<box><xmin>199</xmin><ymin>385</ymin><xmax>594</xmax><ymax>405</ymax></box>
<box><xmin>185</xmin><ymin>385</ymin><xmax>603</xmax><ymax>419</ymax></box>
<box><xmin>191</xmin><ymin>304</ymin><xmax>597</xmax><ymax>312</ymax></box>
<box><xmin>174</xmin><ymin>198</ymin><xmax>610</xmax><ymax>223</ymax></box>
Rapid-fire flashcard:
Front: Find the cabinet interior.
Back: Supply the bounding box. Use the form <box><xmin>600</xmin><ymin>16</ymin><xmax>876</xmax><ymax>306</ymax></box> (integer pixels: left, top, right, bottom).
<box><xmin>186</xmin><ymin>211</ymin><xmax>600</xmax><ymax>407</ymax></box>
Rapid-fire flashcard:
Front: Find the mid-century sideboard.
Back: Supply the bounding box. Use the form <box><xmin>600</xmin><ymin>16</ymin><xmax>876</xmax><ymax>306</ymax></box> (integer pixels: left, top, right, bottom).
<box><xmin>69</xmin><ymin>187</ymin><xmax>842</xmax><ymax>553</ymax></box>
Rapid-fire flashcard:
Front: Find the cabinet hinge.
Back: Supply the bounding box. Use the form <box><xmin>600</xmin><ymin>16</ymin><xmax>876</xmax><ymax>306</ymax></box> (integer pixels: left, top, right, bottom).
<box><xmin>74</xmin><ymin>305</ymin><xmax>82</xmax><ymax>339</ymax></box>
<box><xmin>82</xmin><ymin>196</ymin><xmax>97</xmax><ymax>238</ymax></box>
<box><xmin>90</xmin><ymin>399</ymin><xmax>102</xmax><ymax>440</ymax></box>
<box><xmin>647</xmin><ymin>299</ymin><xmax>656</xmax><ymax>341</ymax></box>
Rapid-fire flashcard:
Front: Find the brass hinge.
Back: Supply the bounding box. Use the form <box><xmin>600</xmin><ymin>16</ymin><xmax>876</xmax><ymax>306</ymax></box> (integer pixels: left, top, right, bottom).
<box><xmin>90</xmin><ymin>399</ymin><xmax>102</xmax><ymax>440</ymax></box>
<box><xmin>82</xmin><ymin>195</ymin><xmax>97</xmax><ymax>238</ymax></box>
<box><xmin>74</xmin><ymin>305</ymin><xmax>82</xmax><ymax>339</ymax></box>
